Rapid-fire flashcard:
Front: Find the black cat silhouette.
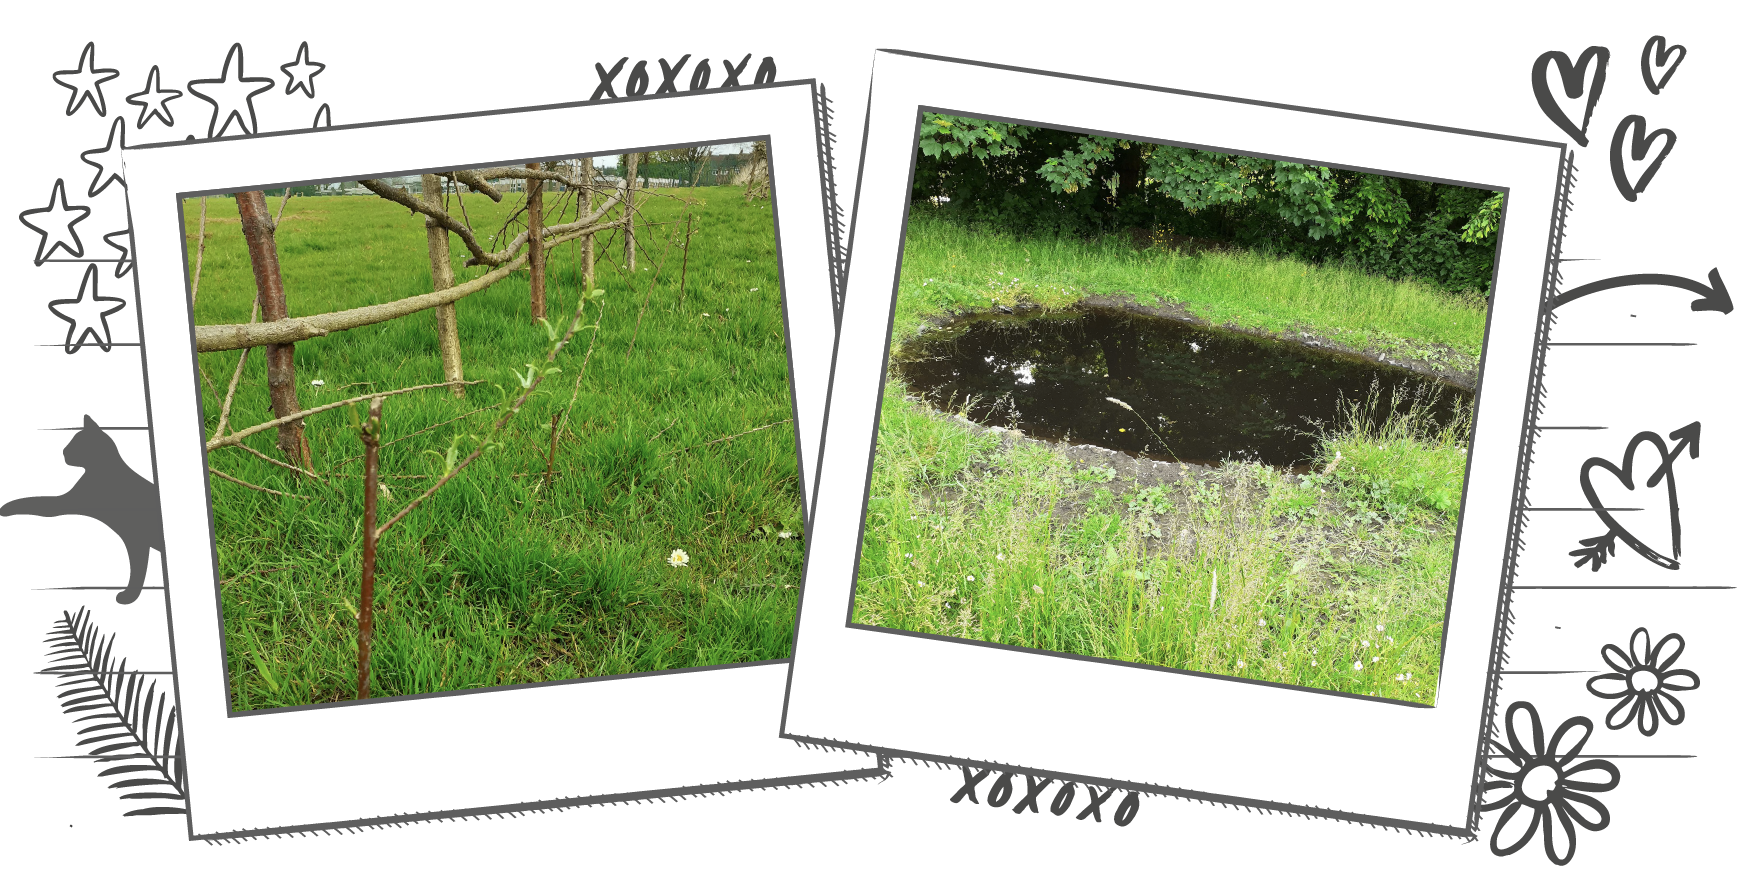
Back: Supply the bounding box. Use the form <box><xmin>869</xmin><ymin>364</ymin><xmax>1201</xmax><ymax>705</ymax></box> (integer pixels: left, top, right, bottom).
<box><xmin>1</xmin><ymin>416</ymin><xmax>163</xmax><ymax>604</ymax></box>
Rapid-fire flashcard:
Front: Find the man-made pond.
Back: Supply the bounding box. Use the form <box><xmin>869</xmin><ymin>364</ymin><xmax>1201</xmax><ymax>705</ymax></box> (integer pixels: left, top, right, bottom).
<box><xmin>894</xmin><ymin>307</ymin><xmax>1473</xmax><ymax>468</ymax></box>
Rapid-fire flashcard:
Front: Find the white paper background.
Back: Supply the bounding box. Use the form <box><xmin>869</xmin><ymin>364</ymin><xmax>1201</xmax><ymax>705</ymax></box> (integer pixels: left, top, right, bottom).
<box><xmin>2</xmin><ymin>1</ymin><xmax>1730</xmax><ymax>866</ymax></box>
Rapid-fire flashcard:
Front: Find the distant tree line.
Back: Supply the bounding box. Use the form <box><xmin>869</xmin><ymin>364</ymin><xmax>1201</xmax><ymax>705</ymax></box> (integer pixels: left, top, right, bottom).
<box><xmin>914</xmin><ymin>113</ymin><xmax>1506</xmax><ymax>293</ymax></box>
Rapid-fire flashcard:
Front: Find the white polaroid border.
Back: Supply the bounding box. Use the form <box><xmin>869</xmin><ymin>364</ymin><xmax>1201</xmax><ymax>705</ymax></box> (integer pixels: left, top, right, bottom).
<box><xmin>122</xmin><ymin>82</ymin><xmax>877</xmax><ymax>838</ymax></box>
<box><xmin>782</xmin><ymin>51</ymin><xmax>1566</xmax><ymax>834</ymax></box>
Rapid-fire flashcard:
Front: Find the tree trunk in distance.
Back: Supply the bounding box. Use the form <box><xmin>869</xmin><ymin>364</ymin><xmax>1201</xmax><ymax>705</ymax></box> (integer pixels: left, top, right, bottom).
<box><xmin>422</xmin><ymin>174</ymin><xmax>465</xmax><ymax>396</ymax></box>
<box><xmin>1115</xmin><ymin>142</ymin><xmax>1144</xmax><ymax>209</ymax></box>
<box><xmin>580</xmin><ymin>157</ymin><xmax>595</xmax><ymax>295</ymax></box>
<box><xmin>235</xmin><ymin>189</ymin><xmax>311</xmax><ymax>468</ymax></box>
<box><xmin>526</xmin><ymin>162</ymin><xmax>546</xmax><ymax>320</ymax></box>
<box><xmin>624</xmin><ymin>153</ymin><xmax>638</xmax><ymax>273</ymax></box>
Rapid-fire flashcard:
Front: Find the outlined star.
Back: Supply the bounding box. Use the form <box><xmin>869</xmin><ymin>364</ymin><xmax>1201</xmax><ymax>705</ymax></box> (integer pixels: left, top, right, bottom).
<box><xmin>18</xmin><ymin>179</ymin><xmax>90</xmax><ymax>265</ymax></box>
<box><xmin>280</xmin><ymin>41</ymin><xmax>325</xmax><ymax>98</ymax></box>
<box><xmin>103</xmin><ymin>228</ymin><xmax>133</xmax><ymax>278</ymax></box>
<box><xmin>188</xmin><ymin>43</ymin><xmax>274</xmax><ymax>138</ymax></box>
<box><xmin>312</xmin><ymin>102</ymin><xmax>331</xmax><ymax>128</ymax></box>
<box><xmin>49</xmin><ymin>264</ymin><xmax>128</xmax><ymax>353</ymax></box>
<box><xmin>126</xmin><ymin>65</ymin><xmax>182</xmax><ymax>129</ymax></box>
<box><xmin>52</xmin><ymin>42</ymin><xmax>120</xmax><ymax>117</ymax></box>
<box><xmin>80</xmin><ymin>118</ymin><xmax>128</xmax><ymax>197</ymax></box>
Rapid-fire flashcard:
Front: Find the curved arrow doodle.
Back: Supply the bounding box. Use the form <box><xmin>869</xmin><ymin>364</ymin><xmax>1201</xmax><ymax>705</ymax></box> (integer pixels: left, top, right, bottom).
<box><xmin>1549</xmin><ymin>268</ymin><xmax>1729</xmax><ymax>313</ymax></box>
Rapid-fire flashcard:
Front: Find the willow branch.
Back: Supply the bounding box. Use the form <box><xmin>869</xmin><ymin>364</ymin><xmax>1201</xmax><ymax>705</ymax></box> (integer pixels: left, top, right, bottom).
<box><xmin>376</xmin><ymin>294</ymin><xmax>594</xmax><ymax>539</ymax></box>
<box><xmin>360</xmin><ymin>177</ymin><xmax>628</xmax><ymax>268</ymax></box>
<box><xmin>212</xmin><ymin>296</ymin><xmax>261</xmax><ymax>437</ymax></box>
<box><xmin>206</xmin><ymin>380</ymin><xmax>482</xmax><ymax>451</ymax></box>
<box><xmin>210</xmin><ymin>468</ymin><xmax>313</xmax><ymax>500</ymax></box>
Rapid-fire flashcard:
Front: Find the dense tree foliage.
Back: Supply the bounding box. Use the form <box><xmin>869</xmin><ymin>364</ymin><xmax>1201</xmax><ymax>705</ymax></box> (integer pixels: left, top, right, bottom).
<box><xmin>914</xmin><ymin>113</ymin><xmax>1505</xmax><ymax>292</ymax></box>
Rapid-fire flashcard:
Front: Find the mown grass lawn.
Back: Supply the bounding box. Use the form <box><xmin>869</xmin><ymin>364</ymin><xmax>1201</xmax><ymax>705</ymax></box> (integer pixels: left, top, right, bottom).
<box><xmin>188</xmin><ymin>182</ymin><xmax>802</xmax><ymax>710</ymax></box>
<box><xmin>851</xmin><ymin>212</ymin><xmax>1482</xmax><ymax>703</ymax></box>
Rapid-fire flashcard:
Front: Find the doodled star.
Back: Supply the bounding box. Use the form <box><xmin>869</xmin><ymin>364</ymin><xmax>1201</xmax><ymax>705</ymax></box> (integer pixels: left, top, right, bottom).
<box><xmin>188</xmin><ymin>43</ymin><xmax>275</xmax><ymax>138</ymax></box>
<box><xmin>103</xmin><ymin>228</ymin><xmax>133</xmax><ymax>278</ymax></box>
<box><xmin>49</xmin><ymin>264</ymin><xmax>128</xmax><ymax>353</ymax></box>
<box><xmin>52</xmin><ymin>42</ymin><xmax>120</xmax><ymax>117</ymax></box>
<box><xmin>18</xmin><ymin>178</ymin><xmax>91</xmax><ymax>266</ymax></box>
<box><xmin>126</xmin><ymin>65</ymin><xmax>182</xmax><ymax>129</ymax></box>
<box><xmin>80</xmin><ymin>118</ymin><xmax>128</xmax><ymax>197</ymax></box>
<box><xmin>280</xmin><ymin>41</ymin><xmax>325</xmax><ymax>97</ymax></box>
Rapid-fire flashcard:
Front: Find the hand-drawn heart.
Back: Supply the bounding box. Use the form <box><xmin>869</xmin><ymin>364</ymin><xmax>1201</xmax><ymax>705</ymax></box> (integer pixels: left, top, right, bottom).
<box><xmin>1610</xmin><ymin>115</ymin><xmax>1677</xmax><ymax>202</ymax></box>
<box><xmin>1532</xmin><ymin>46</ymin><xmax>1610</xmax><ymax>146</ymax></box>
<box><xmin>1573</xmin><ymin>423</ymin><xmax>1699</xmax><ymax>571</ymax></box>
<box><xmin>1641</xmin><ymin>35</ymin><xmax>1687</xmax><ymax>95</ymax></box>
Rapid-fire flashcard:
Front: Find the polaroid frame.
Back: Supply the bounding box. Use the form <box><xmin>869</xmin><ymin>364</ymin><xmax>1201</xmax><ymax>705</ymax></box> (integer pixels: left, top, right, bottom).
<box><xmin>122</xmin><ymin>81</ymin><xmax>878</xmax><ymax>838</ymax></box>
<box><xmin>782</xmin><ymin>51</ymin><xmax>1566</xmax><ymax>833</ymax></box>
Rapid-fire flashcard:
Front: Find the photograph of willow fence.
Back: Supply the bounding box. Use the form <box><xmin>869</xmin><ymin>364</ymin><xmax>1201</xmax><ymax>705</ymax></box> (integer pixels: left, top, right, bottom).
<box><xmin>186</xmin><ymin>142</ymin><xmax>806</xmax><ymax>711</ymax></box>
<box><xmin>850</xmin><ymin>116</ymin><xmax>1500</xmax><ymax>703</ymax></box>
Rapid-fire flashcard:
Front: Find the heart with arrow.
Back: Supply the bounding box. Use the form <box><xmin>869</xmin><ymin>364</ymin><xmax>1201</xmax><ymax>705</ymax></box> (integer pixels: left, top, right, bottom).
<box><xmin>1571</xmin><ymin>423</ymin><xmax>1700</xmax><ymax>571</ymax></box>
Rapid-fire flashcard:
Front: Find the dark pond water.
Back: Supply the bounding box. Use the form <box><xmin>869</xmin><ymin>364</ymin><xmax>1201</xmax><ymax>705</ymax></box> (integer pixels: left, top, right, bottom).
<box><xmin>894</xmin><ymin>308</ymin><xmax>1474</xmax><ymax>468</ymax></box>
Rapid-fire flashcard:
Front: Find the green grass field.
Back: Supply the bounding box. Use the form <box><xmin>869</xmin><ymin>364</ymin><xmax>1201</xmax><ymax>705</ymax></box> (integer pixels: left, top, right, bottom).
<box><xmin>851</xmin><ymin>212</ymin><xmax>1481</xmax><ymax>702</ymax></box>
<box><xmin>890</xmin><ymin>212</ymin><xmax>1489</xmax><ymax>374</ymax></box>
<box><xmin>187</xmin><ymin>179</ymin><xmax>801</xmax><ymax>710</ymax></box>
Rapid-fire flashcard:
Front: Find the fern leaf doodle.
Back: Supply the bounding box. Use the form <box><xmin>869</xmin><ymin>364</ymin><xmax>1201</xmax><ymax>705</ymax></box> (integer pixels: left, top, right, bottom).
<box><xmin>43</xmin><ymin>607</ymin><xmax>186</xmax><ymax>816</ymax></box>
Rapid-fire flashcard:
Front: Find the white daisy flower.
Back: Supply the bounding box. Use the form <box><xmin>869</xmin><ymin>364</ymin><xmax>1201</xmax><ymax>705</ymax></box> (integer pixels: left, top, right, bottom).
<box><xmin>667</xmin><ymin>549</ymin><xmax>690</xmax><ymax>568</ymax></box>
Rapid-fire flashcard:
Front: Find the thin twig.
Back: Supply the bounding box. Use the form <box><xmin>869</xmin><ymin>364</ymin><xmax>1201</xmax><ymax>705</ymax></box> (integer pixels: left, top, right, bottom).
<box><xmin>189</xmin><ymin>198</ymin><xmax>209</xmax><ymax>305</ymax></box>
<box><xmin>543</xmin><ymin>411</ymin><xmax>563</xmax><ymax>490</ymax></box>
<box><xmin>234</xmin><ymin>441</ymin><xmax>325</xmax><ymax>481</ymax></box>
<box><xmin>356</xmin><ymin>397</ymin><xmax>383</xmax><ymax>701</ymax></box>
<box><xmin>649</xmin><ymin>416</ymin><xmax>680</xmax><ymax>441</ymax></box>
<box><xmin>212</xmin><ymin>297</ymin><xmax>262</xmax><ymax>439</ymax></box>
<box><xmin>661</xmin><ymin>419</ymin><xmax>792</xmax><ymax>456</ymax></box>
<box><xmin>272</xmin><ymin>191</ymin><xmax>292</xmax><ymax>230</ymax></box>
<box><xmin>207</xmin><ymin>380</ymin><xmax>481</xmax><ymax>452</ymax></box>
<box><xmin>209</xmin><ymin>468</ymin><xmax>313</xmax><ymax>499</ymax></box>
<box><xmin>625</xmin><ymin>222</ymin><xmax>679</xmax><ymax>360</ymax></box>
<box><xmin>558</xmin><ymin>303</ymin><xmax>605</xmax><ymax>442</ymax></box>
<box><xmin>327</xmin><ymin>400</ymin><xmax>508</xmax><ymax>470</ymax></box>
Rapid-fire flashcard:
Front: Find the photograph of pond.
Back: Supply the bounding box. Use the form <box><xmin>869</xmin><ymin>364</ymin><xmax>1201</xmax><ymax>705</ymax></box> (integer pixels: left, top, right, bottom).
<box><xmin>849</xmin><ymin>115</ymin><xmax>1501</xmax><ymax>703</ymax></box>
<box><xmin>187</xmin><ymin>144</ymin><xmax>805</xmax><ymax>711</ymax></box>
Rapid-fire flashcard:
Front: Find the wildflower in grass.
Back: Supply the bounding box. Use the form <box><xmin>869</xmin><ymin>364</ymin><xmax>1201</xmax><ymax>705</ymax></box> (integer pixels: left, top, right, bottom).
<box><xmin>1033</xmin><ymin>584</ymin><xmax>1044</xmax><ymax>594</ymax></box>
<box><xmin>1257</xmin><ymin>618</ymin><xmax>1266</xmax><ymax>627</ymax></box>
<box><xmin>1362</xmin><ymin>639</ymin><xmax>1370</xmax><ymax>648</ymax></box>
<box><xmin>1373</xmin><ymin>657</ymin><xmax>1381</xmax><ymax>663</ymax></box>
<box><xmin>917</xmin><ymin>581</ymin><xmax>925</xmax><ymax>587</ymax></box>
<box><xmin>1387</xmin><ymin>636</ymin><xmax>1395</xmax><ymax>644</ymax></box>
<box><xmin>667</xmin><ymin>549</ymin><xmax>690</xmax><ymax>568</ymax></box>
<box><xmin>1354</xmin><ymin>661</ymin><xmax>1363</xmax><ymax>671</ymax></box>
<box><xmin>1481</xmin><ymin>701</ymin><xmax>1619</xmax><ymax>864</ymax></box>
<box><xmin>749</xmin><ymin>287</ymin><xmax>760</xmax><ymax>292</ymax></box>
<box><xmin>966</xmin><ymin>575</ymin><xmax>975</xmax><ymax>582</ymax></box>
<box><xmin>1189</xmin><ymin>342</ymin><xmax>1201</xmax><ymax>353</ymax></box>
<box><xmin>1237</xmin><ymin>660</ymin><xmax>1245</xmax><ymax>669</ymax></box>
<box><xmin>1585</xmin><ymin>627</ymin><xmax>1700</xmax><ymax>736</ymax></box>
<box><xmin>310</xmin><ymin>379</ymin><xmax>325</xmax><ymax>387</ymax></box>
<box><xmin>997</xmin><ymin>553</ymin><xmax>1006</xmax><ymax>561</ymax></box>
<box><xmin>778</xmin><ymin>530</ymin><xmax>792</xmax><ymax>539</ymax></box>
<box><xmin>1377</xmin><ymin>624</ymin><xmax>1385</xmax><ymax>632</ymax></box>
<box><xmin>1311</xmin><ymin>659</ymin><xmax>1318</xmax><ymax>666</ymax></box>
<box><xmin>905</xmin><ymin>553</ymin><xmax>912</xmax><ymax>559</ymax></box>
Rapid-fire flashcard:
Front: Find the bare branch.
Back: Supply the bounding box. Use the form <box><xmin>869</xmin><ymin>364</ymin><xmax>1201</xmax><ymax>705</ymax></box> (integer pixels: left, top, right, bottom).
<box><xmin>189</xmin><ymin>198</ymin><xmax>210</xmax><ymax>305</ymax></box>
<box><xmin>327</xmin><ymin>399</ymin><xmax>508</xmax><ymax>470</ymax></box>
<box><xmin>235</xmin><ymin>441</ymin><xmax>325</xmax><ymax>481</ymax></box>
<box><xmin>191</xmin><ymin>217</ymin><xmax>622</xmax><ymax>352</ymax></box>
<box><xmin>212</xmin><ymin>296</ymin><xmax>261</xmax><ymax>438</ymax></box>
<box><xmin>210</xmin><ymin>468</ymin><xmax>313</xmax><ymax>500</ymax></box>
<box><xmin>360</xmin><ymin>177</ymin><xmax>628</xmax><ymax>269</ymax></box>
<box><xmin>206</xmin><ymin>380</ymin><xmax>482</xmax><ymax>452</ymax></box>
<box><xmin>661</xmin><ymin>419</ymin><xmax>792</xmax><ymax>457</ymax></box>
<box><xmin>448</xmin><ymin>169</ymin><xmax>504</xmax><ymax>202</ymax></box>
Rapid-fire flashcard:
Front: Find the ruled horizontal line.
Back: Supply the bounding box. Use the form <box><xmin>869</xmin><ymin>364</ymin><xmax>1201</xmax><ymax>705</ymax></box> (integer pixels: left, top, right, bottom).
<box><xmin>34</xmin><ymin>670</ymin><xmax>172</xmax><ymax>676</ymax></box>
<box><xmin>1512</xmin><ymin>585</ymin><xmax>1734</xmax><ymax>590</ymax></box>
<box><xmin>35</xmin><ymin>342</ymin><xmax>142</xmax><ymax>348</ymax></box>
<box><xmin>42</xmin><ymin>426</ymin><xmax>150</xmax><ymax>431</ymax></box>
<box><xmin>1497</xmin><ymin>670</ymin><xmax>1599</xmax><ymax>675</ymax></box>
<box><xmin>33</xmin><ymin>585</ymin><xmax>164</xmax><ymax>592</ymax></box>
<box><xmin>1532</xmin><ymin>425</ymin><xmax>1608</xmax><ymax>430</ymax></box>
<box><xmin>1483</xmin><ymin>754</ymin><xmax>1694</xmax><ymax>759</ymax></box>
<box><xmin>1547</xmin><ymin>342</ymin><xmax>1696</xmax><ymax>346</ymax></box>
<box><xmin>1526</xmin><ymin>507</ymin><xmax>1641</xmax><ymax>512</ymax></box>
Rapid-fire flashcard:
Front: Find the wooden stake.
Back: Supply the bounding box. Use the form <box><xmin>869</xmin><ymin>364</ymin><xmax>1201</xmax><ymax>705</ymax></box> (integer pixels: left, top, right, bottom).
<box><xmin>235</xmin><ymin>190</ymin><xmax>312</xmax><ymax>469</ymax></box>
<box><xmin>357</xmin><ymin>396</ymin><xmax>383</xmax><ymax>701</ymax></box>
<box><xmin>580</xmin><ymin>157</ymin><xmax>595</xmax><ymax>296</ymax></box>
<box><xmin>526</xmin><ymin>162</ymin><xmax>546</xmax><ymax>320</ymax></box>
<box><xmin>422</xmin><ymin>174</ymin><xmax>465</xmax><ymax>396</ymax></box>
<box><xmin>624</xmin><ymin>153</ymin><xmax>638</xmax><ymax>273</ymax></box>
